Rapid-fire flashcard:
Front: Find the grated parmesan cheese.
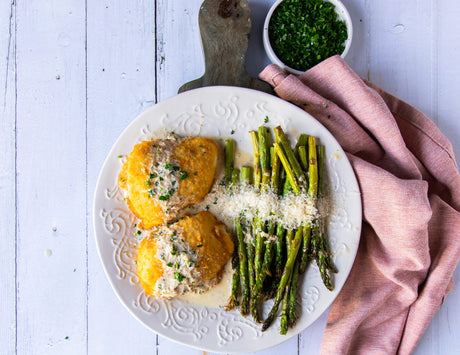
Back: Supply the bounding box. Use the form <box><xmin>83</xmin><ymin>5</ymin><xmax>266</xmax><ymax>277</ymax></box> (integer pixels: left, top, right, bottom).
<box><xmin>194</xmin><ymin>183</ymin><xmax>319</xmax><ymax>233</ymax></box>
<box><xmin>279</xmin><ymin>192</ymin><xmax>318</xmax><ymax>230</ymax></box>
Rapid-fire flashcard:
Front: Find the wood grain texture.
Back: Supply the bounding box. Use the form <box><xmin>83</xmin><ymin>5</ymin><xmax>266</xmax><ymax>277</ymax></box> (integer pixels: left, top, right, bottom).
<box><xmin>14</xmin><ymin>1</ymin><xmax>87</xmax><ymax>353</ymax></box>
<box><xmin>86</xmin><ymin>1</ymin><xmax>158</xmax><ymax>354</ymax></box>
<box><xmin>366</xmin><ymin>0</ymin><xmax>436</xmax><ymax>123</ymax></box>
<box><xmin>435</xmin><ymin>0</ymin><xmax>460</xmax><ymax>166</ymax></box>
<box><xmin>0</xmin><ymin>0</ymin><xmax>459</xmax><ymax>354</ymax></box>
<box><xmin>413</xmin><ymin>1</ymin><xmax>460</xmax><ymax>354</ymax></box>
<box><xmin>178</xmin><ymin>0</ymin><xmax>272</xmax><ymax>94</ymax></box>
<box><xmin>0</xmin><ymin>1</ymin><xmax>16</xmax><ymax>354</ymax></box>
<box><xmin>156</xmin><ymin>0</ymin><xmax>204</xmax><ymax>102</ymax></box>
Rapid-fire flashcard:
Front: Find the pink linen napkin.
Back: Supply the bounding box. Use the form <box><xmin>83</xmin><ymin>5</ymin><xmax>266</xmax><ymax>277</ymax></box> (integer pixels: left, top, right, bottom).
<box><xmin>259</xmin><ymin>55</ymin><xmax>460</xmax><ymax>354</ymax></box>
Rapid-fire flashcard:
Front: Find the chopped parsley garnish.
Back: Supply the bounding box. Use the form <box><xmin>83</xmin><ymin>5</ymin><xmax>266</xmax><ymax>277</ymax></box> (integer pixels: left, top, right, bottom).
<box><xmin>269</xmin><ymin>0</ymin><xmax>348</xmax><ymax>71</ymax></box>
<box><xmin>196</xmin><ymin>244</ymin><xmax>203</xmax><ymax>248</ymax></box>
<box><xmin>180</xmin><ymin>170</ymin><xmax>188</xmax><ymax>180</ymax></box>
<box><xmin>171</xmin><ymin>246</ymin><xmax>179</xmax><ymax>256</ymax></box>
<box><xmin>167</xmin><ymin>262</ymin><xmax>173</xmax><ymax>267</ymax></box>
<box><xmin>174</xmin><ymin>272</ymin><xmax>185</xmax><ymax>282</ymax></box>
<box><xmin>165</xmin><ymin>162</ymin><xmax>171</xmax><ymax>169</ymax></box>
<box><xmin>194</xmin><ymin>171</ymin><xmax>197</xmax><ymax>176</ymax></box>
<box><xmin>159</xmin><ymin>188</ymin><xmax>175</xmax><ymax>201</ymax></box>
<box><xmin>137</xmin><ymin>230</ymin><xmax>142</xmax><ymax>235</ymax></box>
<box><xmin>117</xmin><ymin>155</ymin><xmax>122</xmax><ymax>158</ymax></box>
<box><xmin>230</xmin><ymin>129</ymin><xmax>235</xmax><ymax>135</ymax></box>
<box><xmin>264</xmin><ymin>116</ymin><xmax>269</xmax><ymax>123</ymax></box>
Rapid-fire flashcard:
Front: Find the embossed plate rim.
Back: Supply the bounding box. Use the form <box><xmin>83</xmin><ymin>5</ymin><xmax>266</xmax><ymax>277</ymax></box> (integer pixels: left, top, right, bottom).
<box><xmin>93</xmin><ymin>86</ymin><xmax>362</xmax><ymax>353</ymax></box>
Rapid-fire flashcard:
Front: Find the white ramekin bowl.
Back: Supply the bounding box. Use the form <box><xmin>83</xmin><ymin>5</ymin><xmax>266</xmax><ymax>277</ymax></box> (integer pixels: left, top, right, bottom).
<box><xmin>263</xmin><ymin>0</ymin><xmax>353</xmax><ymax>75</ymax></box>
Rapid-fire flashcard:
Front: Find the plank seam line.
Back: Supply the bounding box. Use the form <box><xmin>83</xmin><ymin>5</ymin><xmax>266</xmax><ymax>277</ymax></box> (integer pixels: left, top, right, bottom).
<box><xmin>3</xmin><ymin>0</ymin><xmax>14</xmax><ymax>110</ymax></box>
<box><xmin>431</xmin><ymin>0</ymin><xmax>438</xmax><ymax>126</ymax></box>
<box><xmin>154</xmin><ymin>1</ymin><xmax>158</xmax><ymax>352</ymax></box>
<box><xmin>298</xmin><ymin>334</ymin><xmax>300</xmax><ymax>355</ymax></box>
<box><xmin>85</xmin><ymin>0</ymin><xmax>89</xmax><ymax>354</ymax></box>
<box><xmin>13</xmin><ymin>0</ymin><xmax>17</xmax><ymax>353</ymax></box>
<box><xmin>154</xmin><ymin>0</ymin><xmax>158</xmax><ymax>105</ymax></box>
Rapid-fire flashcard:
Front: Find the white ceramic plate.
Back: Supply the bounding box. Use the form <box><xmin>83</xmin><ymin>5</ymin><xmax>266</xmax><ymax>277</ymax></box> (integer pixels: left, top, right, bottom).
<box><xmin>93</xmin><ymin>86</ymin><xmax>361</xmax><ymax>353</ymax></box>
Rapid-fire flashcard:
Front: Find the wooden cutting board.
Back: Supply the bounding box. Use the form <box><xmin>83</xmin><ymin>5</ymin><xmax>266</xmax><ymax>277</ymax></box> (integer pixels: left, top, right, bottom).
<box><xmin>178</xmin><ymin>0</ymin><xmax>273</xmax><ymax>94</ymax></box>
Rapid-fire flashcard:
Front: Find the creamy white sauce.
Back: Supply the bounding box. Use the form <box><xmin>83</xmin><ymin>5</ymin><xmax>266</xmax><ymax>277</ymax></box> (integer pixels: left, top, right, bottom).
<box><xmin>180</xmin><ymin>260</ymin><xmax>233</xmax><ymax>308</ymax></box>
<box><xmin>332</xmin><ymin>150</ymin><xmax>342</xmax><ymax>160</ymax></box>
<box><xmin>150</xmin><ymin>225</ymin><xmax>208</xmax><ymax>299</ymax></box>
<box><xmin>144</xmin><ymin>134</ymin><xmax>184</xmax><ymax>219</ymax></box>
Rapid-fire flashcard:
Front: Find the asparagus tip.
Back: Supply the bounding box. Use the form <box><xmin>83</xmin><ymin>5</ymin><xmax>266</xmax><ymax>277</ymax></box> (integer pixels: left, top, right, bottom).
<box><xmin>224</xmin><ymin>297</ymin><xmax>239</xmax><ymax>311</ymax></box>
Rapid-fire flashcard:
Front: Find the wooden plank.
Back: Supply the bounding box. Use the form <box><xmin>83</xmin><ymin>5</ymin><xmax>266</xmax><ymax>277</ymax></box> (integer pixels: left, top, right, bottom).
<box><xmin>298</xmin><ymin>309</ymin><xmax>329</xmax><ymax>354</ymax></box>
<box><xmin>15</xmin><ymin>1</ymin><xmax>87</xmax><ymax>353</ymax></box>
<box><xmin>245</xmin><ymin>0</ymin><xmax>273</xmax><ymax>78</ymax></box>
<box><xmin>367</xmin><ymin>0</ymin><xmax>435</xmax><ymax>122</ymax></box>
<box><xmin>339</xmin><ymin>0</ymin><xmax>368</xmax><ymax>78</ymax></box>
<box><xmin>206</xmin><ymin>334</ymin><xmax>299</xmax><ymax>355</ymax></box>
<box><xmin>86</xmin><ymin>1</ymin><xmax>158</xmax><ymax>354</ymax></box>
<box><xmin>0</xmin><ymin>1</ymin><xmax>16</xmax><ymax>353</ymax></box>
<box><xmin>414</xmin><ymin>1</ymin><xmax>460</xmax><ymax>353</ymax></box>
<box><xmin>435</xmin><ymin>0</ymin><xmax>460</xmax><ymax>165</ymax></box>
<box><xmin>178</xmin><ymin>0</ymin><xmax>272</xmax><ymax>94</ymax></box>
<box><xmin>156</xmin><ymin>0</ymin><xmax>203</xmax><ymax>101</ymax></box>
<box><xmin>158</xmin><ymin>337</ymin><xmax>202</xmax><ymax>355</ymax></box>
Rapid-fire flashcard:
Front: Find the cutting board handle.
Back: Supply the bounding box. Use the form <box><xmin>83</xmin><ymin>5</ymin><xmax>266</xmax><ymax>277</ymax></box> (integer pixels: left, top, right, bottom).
<box><xmin>178</xmin><ymin>0</ymin><xmax>273</xmax><ymax>94</ymax></box>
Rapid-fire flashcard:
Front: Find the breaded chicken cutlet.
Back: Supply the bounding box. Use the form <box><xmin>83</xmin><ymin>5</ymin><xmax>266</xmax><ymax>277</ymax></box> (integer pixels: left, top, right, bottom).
<box><xmin>119</xmin><ymin>135</ymin><xmax>218</xmax><ymax>229</ymax></box>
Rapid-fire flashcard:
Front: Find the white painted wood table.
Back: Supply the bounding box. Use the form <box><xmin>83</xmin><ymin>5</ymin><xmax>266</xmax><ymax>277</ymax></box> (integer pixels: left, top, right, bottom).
<box><xmin>1</xmin><ymin>0</ymin><xmax>459</xmax><ymax>354</ymax></box>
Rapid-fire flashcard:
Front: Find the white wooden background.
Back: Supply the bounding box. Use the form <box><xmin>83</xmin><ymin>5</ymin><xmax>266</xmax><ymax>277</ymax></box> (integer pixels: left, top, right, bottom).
<box><xmin>1</xmin><ymin>0</ymin><xmax>459</xmax><ymax>354</ymax></box>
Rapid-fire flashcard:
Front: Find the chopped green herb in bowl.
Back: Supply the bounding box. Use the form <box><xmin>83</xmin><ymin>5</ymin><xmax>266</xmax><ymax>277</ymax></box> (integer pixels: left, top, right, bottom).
<box><xmin>263</xmin><ymin>0</ymin><xmax>352</xmax><ymax>74</ymax></box>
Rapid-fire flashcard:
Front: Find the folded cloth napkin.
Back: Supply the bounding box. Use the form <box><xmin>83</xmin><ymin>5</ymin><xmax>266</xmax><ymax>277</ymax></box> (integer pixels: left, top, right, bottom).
<box><xmin>259</xmin><ymin>55</ymin><xmax>460</xmax><ymax>355</ymax></box>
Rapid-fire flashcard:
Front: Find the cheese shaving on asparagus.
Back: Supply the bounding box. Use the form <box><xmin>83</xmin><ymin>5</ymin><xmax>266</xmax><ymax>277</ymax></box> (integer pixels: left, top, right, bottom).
<box><xmin>197</xmin><ymin>184</ymin><xmax>318</xmax><ymax>231</ymax></box>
